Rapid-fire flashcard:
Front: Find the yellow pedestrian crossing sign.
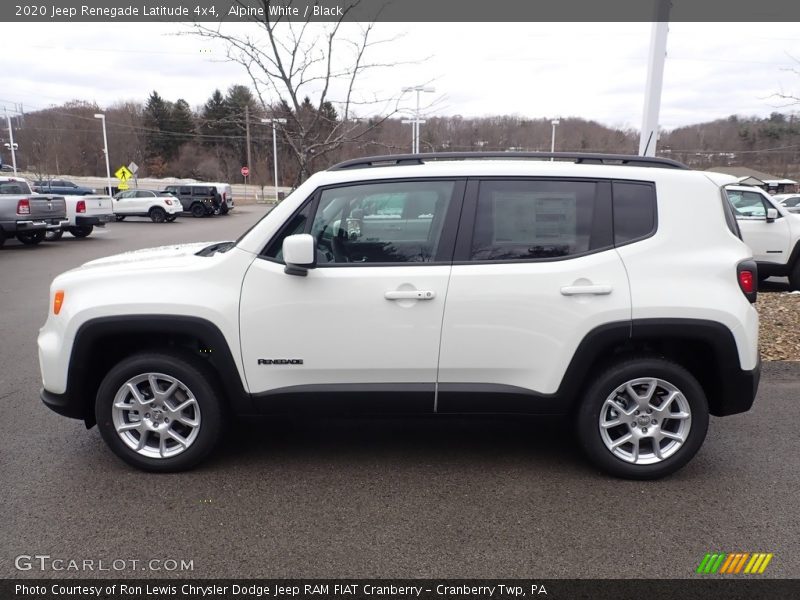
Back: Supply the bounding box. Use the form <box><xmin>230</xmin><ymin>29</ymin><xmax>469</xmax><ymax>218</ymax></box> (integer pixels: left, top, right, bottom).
<box><xmin>115</xmin><ymin>165</ymin><xmax>133</xmax><ymax>182</ymax></box>
<box><xmin>118</xmin><ymin>182</ymin><xmax>129</xmax><ymax>190</ymax></box>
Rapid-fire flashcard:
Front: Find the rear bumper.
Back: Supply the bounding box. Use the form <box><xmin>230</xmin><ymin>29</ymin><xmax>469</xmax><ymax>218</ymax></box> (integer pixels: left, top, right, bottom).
<box><xmin>76</xmin><ymin>214</ymin><xmax>113</xmax><ymax>227</ymax></box>
<box><xmin>1</xmin><ymin>218</ymin><xmax>68</xmax><ymax>232</ymax></box>
<box><xmin>714</xmin><ymin>355</ymin><xmax>761</xmax><ymax>416</ymax></box>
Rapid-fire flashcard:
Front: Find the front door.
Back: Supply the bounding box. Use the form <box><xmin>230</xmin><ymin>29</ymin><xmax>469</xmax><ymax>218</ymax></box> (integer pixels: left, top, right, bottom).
<box><xmin>239</xmin><ymin>178</ymin><xmax>464</xmax><ymax>412</ymax></box>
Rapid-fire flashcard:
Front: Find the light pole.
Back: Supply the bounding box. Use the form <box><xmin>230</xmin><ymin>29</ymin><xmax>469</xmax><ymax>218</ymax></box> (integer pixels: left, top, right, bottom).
<box><xmin>550</xmin><ymin>119</ymin><xmax>560</xmax><ymax>160</ymax></box>
<box><xmin>94</xmin><ymin>113</ymin><xmax>112</xmax><ymax>196</ymax></box>
<box><xmin>4</xmin><ymin>111</ymin><xmax>18</xmax><ymax>175</ymax></box>
<box><xmin>401</xmin><ymin>86</ymin><xmax>435</xmax><ymax>153</ymax></box>
<box><xmin>261</xmin><ymin>118</ymin><xmax>287</xmax><ymax>203</ymax></box>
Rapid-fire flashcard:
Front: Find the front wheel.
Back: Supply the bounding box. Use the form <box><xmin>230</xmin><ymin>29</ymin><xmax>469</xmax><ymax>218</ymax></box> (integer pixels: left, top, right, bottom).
<box><xmin>577</xmin><ymin>357</ymin><xmax>708</xmax><ymax>479</ymax></box>
<box><xmin>149</xmin><ymin>207</ymin><xmax>166</xmax><ymax>223</ymax></box>
<box><xmin>69</xmin><ymin>225</ymin><xmax>93</xmax><ymax>238</ymax></box>
<box><xmin>95</xmin><ymin>352</ymin><xmax>224</xmax><ymax>472</ymax></box>
<box><xmin>789</xmin><ymin>260</ymin><xmax>800</xmax><ymax>291</ymax></box>
<box><xmin>191</xmin><ymin>203</ymin><xmax>206</xmax><ymax>218</ymax></box>
<box><xmin>16</xmin><ymin>230</ymin><xmax>46</xmax><ymax>245</ymax></box>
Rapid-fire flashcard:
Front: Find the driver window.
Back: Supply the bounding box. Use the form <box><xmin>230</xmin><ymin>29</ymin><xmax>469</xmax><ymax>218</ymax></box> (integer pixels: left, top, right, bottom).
<box><xmin>310</xmin><ymin>180</ymin><xmax>454</xmax><ymax>264</ymax></box>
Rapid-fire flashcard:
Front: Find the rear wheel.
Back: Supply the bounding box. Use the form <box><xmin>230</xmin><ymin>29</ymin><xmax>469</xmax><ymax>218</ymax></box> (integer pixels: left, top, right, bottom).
<box><xmin>149</xmin><ymin>207</ymin><xmax>166</xmax><ymax>223</ymax></box>
<box><xmin>191</xmin><ymin>203</ymin><xmax>206</xmax><ymax>218</ymax></box>
<box><xmin>69</xmin><ymin>225</ymin><xmax>93</xmax><ymax>238</ymax></box>
<box><xmin>577</xmin><ymin>357</ymin><xmax>708</xmax><ymax>479</ymax></box>
<box><xmin>166</xmin><ymin>215</ymin><xmax>177</xmax><ymax>222</ymax></box>
<box><xmin>16</xmin><ymin>230</ymin><xmax>46</xmax><ymax>245</ymax></box>
<box><xmin>46</xmin><ymin>229</ymin><xmax>64</xmax><ymax>241</ymax></box>
<box><xmin>95</xmin><ymin>352</ymin><xmax>225</xmax><ymax>472</ymax></box>
<box><xmin>115</xmin><ymin>215</ymin><xmax>126</xmax><ymax>222</ymax></box>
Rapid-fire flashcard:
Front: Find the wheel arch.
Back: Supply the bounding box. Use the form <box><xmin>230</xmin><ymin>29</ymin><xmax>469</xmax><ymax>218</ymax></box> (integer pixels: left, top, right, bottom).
<box><xmin>559</xmin><ymin>319</ymin><xmax>758</xmax><ymax>417</ymax></box>
<box><xmin>66</xmin><ymin>315</ymin><xmax>252</xmax><ymax>427</ymax></box>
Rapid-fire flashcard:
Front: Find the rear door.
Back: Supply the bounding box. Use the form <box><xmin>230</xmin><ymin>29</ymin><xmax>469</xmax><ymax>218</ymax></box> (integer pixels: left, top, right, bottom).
<box><xmin>239</xmin><ymin>178</ymin><xmax>464</xmax><ymax>412</ymax></box>
<box><xmin>436</xmin><ymin>178</ymin><xmax>632</xmax><ymax>411</ymax></box>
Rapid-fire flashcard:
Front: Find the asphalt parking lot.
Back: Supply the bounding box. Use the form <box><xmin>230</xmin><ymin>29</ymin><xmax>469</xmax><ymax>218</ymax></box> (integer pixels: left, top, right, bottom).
<box><xmin>1</xmin><ymin>206</ymin><xmax>798</xmax><ymax>579</ymax></box>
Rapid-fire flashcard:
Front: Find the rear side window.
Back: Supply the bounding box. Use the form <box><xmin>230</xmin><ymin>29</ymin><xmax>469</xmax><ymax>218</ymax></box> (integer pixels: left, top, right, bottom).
<box><xmin>612</xmin><ymin>182</ymin><xmax>656</xmax><ymax>245</ymax></box>
<box><xmin>470</xmin><ymin>180</ymin><xmax>597</xmax><ymax>260</ymax></box>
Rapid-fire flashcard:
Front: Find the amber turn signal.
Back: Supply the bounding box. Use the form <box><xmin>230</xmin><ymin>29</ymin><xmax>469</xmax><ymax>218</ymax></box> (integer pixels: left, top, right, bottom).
<box><xmin>53</xmin><ymin>290</ymin><xmax>65</xmax><ymax>315</ymax></box>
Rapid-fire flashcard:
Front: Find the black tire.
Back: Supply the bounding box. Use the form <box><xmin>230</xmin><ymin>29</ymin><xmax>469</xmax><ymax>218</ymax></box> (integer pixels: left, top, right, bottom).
<box><xmin>149</xmin><ymin>207</ymin><xmax>166</xmax><ymax>223</ymax></box>
<box><xmin>69</xmin><ymin>225</ymin><xmax>93</xmax><ymax>238</ymax></box>
<box><xmin>115</xmin><ymin>215</ymin><xmax>126</xmax><ymax>222</ymax></box>
<box><xmin>576</xmin><ymin>357</ymin><xmax>709</xmax><ymax>480</ymax></box>
<box><xmin>191</xmin><ymin>203</ymin><xmax>206</xmax><ymax>218</ymax></box>
<box><xmin>219</xmin><ymin>205</ymin><xmax>229</xmax><ymax>215</ymax></box>
<box><xmin>789</xmin><ymin>261</ymin><xmax>800</xmax><ymax>291</ymax></box>
<box><xmin>46</xmin><ymin>229</ymin><xmax>64</xmax><ymax>241</ymax></box>
<box><xmin>16</xmin><ymin>230</ymin><xmax>46</xmax><ymax>245</ymax></box>
<box><xmin>166</xmin><ymin>215</ymin><xmax>177</xmax><ymax>222</ymax></box>
<box><xmin>95</xmin><ymin>352</ymin><xmax>225</xmax><ymax>472</ymax></box>
<box><xmin>0</xmin><ymin>229</ymin><xmax>5</xmax><ymax>247</ymax></box>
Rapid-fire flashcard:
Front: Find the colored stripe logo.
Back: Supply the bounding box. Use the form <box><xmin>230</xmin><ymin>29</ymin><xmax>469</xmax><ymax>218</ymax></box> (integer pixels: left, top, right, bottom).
<box><xmin>697</xmin><ymin>552</ymin><xmax>773</xmax><ymax>574</ymax></box>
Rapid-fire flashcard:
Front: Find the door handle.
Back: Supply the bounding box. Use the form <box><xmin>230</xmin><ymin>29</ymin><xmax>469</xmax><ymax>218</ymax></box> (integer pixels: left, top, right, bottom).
<box><xmin>385</xmin><ymin>290</ymin><xmax>436</xmax><ymax>301</ymax></box>
<box><xmin>560</xmin><ymin>284</ymin><xmax>612</xmax><ymax>296</ymax></box>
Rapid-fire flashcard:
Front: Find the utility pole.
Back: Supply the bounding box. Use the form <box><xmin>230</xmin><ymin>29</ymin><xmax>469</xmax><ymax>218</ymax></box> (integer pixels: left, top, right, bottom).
<box><xmin>261</xmin><ymin>118</ymin><xmax>287</xmax><ymax>202</ymax></box>
<box><xmin>244</xmin><ymin>105</ymin><xmax>251</xmax><ymax>203</ymax></box>
<box><xmin>93</xmin><ymin>113</ymin><xmax>112</xmax><ymax>196</ymax></box>
<box><xmin>550</xmin><ymin>119</ymin><xmax>560</xmax><ymax>160</ymax></box>
<box><xmin>4</xmin><ymin>109</ymin><xmax>18</xmax><ymax>175</ymax></box>
<box><xmin>639</xmin><ymin>0</ymin><xmax>671</xmax><ymax>156</ymax></box>
<box><xmin>402</xmin><ymin>86</ymin><xmax>435</xmax><ymax>153</ymax></box>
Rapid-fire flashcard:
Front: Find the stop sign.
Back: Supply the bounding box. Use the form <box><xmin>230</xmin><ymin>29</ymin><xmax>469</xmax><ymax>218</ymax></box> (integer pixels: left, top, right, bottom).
<box><xmin>241</xmin><ymin>166</ymin><xmax>250</xmax><ymax>177</ymax></box>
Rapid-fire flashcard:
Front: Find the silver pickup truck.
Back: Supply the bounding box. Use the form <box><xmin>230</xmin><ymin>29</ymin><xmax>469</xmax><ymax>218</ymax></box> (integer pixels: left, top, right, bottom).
<box><xmin>0</xmin><ymin>177</ymin><xmax>68</xmax><ymax>247</ymax></box>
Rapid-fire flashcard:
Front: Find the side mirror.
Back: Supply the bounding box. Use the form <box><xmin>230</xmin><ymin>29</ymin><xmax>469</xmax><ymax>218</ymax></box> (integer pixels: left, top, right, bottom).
<box><xmin>282</xmin><ymin>234</ymin><xmax>316</xmax><ymax>276</ymax></box>
<box><xmin>766</xmin><ymin>208</ymin><xmax>778</xmax><ymax>223</ymax></box>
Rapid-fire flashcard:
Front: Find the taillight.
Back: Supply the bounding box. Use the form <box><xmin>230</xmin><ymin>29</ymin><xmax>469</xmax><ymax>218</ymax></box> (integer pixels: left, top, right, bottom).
<box><xmin>53</xmin><ymin>290</ymin><xmax>65</xmax><ymax>315</ymax></box>
<box><xmin>17</xmin><ymin>199</ymin><xmax>30</xmax><ymax>215</ymax></box>
<box><xmin>737</xmin><ymin>260</ymin><xmax>758</xmax><ymax>303</ymax></box>
<box><xmin>76</xmin><ymin>200</ymin><xmax>86</xmax><ymax>213</ymax></box>
<box><xmin>739</xmin><ymin>270</ymin><xmax>754</xmax><ymax>294</ymax></box>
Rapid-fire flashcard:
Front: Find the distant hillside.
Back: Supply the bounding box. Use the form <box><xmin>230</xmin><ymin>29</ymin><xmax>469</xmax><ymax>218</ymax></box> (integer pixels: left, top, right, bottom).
<box><xmin>3</xmin><ymin>92</ymin><xmax>798</xmax><ymax>183</ymax></box>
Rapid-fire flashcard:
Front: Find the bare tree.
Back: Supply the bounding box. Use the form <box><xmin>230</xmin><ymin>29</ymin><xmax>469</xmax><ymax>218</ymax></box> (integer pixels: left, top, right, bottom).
<box><xmin>190</xmin><ymin>0</ymin><xmax>407</xmax><ymax>184</ymax></box>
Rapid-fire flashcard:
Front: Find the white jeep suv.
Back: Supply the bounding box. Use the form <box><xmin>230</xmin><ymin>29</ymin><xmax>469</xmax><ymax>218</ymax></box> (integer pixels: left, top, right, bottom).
<box><xmin>725</xmin><ymin>185</ymin><xmax>800</xmax><ymax>289</ymax></box>
<box><xmin>38</xmin><ymin>153</ymin><xmax>760</xmax><ymax>479</ymax></box>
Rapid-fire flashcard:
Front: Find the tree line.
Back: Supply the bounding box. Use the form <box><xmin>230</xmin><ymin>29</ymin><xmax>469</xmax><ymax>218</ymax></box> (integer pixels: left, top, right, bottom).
<box><xmin>4</xmin><ymin>89</ymin><xmax>800</xmax><ymax>185</ymax></box>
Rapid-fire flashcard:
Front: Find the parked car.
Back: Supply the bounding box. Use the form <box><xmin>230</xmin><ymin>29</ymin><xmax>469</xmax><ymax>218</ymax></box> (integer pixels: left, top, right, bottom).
<box><xmin>33</xmin><ymin>179</ymin><xmax>95</xmax><ymax>196</ymax></box>
<box><xmin>112</xmin><ymin>190</ymin><xmax>182</xmax><ymax>223</ymax></box>
<box><xmin>726</xmin><ymin>185</ymin><xmax>800</xmax><ymax>288</ymax></box>
<box><xmin>1</xmin><ymin>177</ymin><xmax>67</xmax><ymax>246</ymax></box>
<box><xmin>162</xmin><ymin>184</ymin><xmax>216</xmax><ymax>217</ymax></box>
<box><xmin>771</xmin><ymin>193</ymin><xmax>800</xmax><ymax>214</ymax></box>
<box><xmin>38</xmin><ymin>152</ymin><xmax>760</xmax><ymax>478</ymax></box>
<box><xmin>46</xmin><ymin>195</ymin><xmax>114</xmax><ymax>240</ymax></box>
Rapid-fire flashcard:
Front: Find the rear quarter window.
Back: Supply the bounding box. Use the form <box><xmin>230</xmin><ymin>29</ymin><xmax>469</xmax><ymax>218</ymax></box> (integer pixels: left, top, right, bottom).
<box><xmin>612</xmin><ymin>181</ymin><xmax>656</xmax><ymax>245</ymax></box>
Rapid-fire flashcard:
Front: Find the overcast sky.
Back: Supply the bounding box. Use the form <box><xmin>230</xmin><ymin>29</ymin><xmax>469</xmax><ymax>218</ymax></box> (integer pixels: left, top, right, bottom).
<box><xmin>2</xmin><ymin>22</ymin><xmax>799</xmax><ymax>131</ymax></box>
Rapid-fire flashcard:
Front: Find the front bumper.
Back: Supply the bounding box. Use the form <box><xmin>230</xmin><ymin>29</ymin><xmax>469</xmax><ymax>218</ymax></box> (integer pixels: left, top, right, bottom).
<box><xmin>41</xmin><ymin>388</ymin><xmax>86</xmax><ymax>421</ymax></box>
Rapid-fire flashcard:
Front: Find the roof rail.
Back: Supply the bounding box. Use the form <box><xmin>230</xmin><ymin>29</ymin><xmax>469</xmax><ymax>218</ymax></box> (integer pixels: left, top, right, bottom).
<box><xmin>329</xmin><ymin>151</ymin><xmax>689</xmax><ymax>171</ymax></box>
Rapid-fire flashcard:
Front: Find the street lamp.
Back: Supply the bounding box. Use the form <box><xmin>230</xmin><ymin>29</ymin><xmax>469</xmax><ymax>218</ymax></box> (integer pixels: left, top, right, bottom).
<box><xmin>94</xmin><ymin>113</ymin><xmax>112</xmax><ymax>196</ymax></box>
<box><xmin>550</xmin><ymin>119</ymin><xmax>560</xmax><ymax>160</ymax></box>
<box><xmin>401</xmin><ymin>86</ymin><xmax>435</xmax><ymax>153</ymax></box>
<box><xmin>4</xmin><ymin>111</ymin><xmax>18</xmax><ymax>175</ymax></box>
<box><xmin>261</xmin><ymin>118</ymin><xmax>287</xmax><ymax>203</ymax></box>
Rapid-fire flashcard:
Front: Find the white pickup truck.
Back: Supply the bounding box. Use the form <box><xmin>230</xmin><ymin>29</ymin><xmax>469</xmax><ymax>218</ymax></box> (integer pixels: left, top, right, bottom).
<box><xmin>47</xmin><ymin>195</ymin><xmax>114</xmax><ymax>240</ymax></box>
<box><xmin>726</xmin><ymin>184</ymin><xmax>800</xmax><ymax>289</ymax></box>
